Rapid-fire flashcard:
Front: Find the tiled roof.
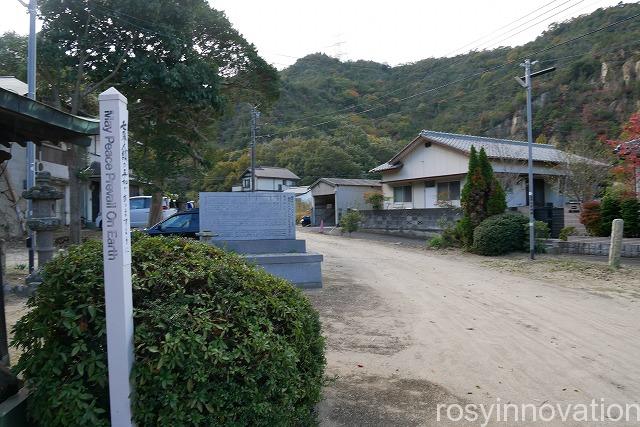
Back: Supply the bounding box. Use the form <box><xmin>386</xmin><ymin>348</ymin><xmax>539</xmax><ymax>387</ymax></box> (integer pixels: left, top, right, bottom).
<box><xmin>243</xmin><ymin>166</ymin><xmax>300</xmax><ymax>180</ymax></box>
<box><xmin>370</xmin><ymin>130</ymin><xmax>595</xmax><ymax>173</ymax></box>
<box><xmin>316</xmin><ymin>178</ymin><xmax>382</xmax><ymax>187</ymax></box>
<box><xmin>419</xmin><ymin>130</ymin><xmax>571</xmax><ymax>163</ymax></box>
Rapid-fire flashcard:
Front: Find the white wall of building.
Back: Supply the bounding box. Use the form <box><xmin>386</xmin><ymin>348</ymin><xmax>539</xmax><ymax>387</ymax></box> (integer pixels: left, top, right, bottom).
<box><xmin>380</xmin><ymin>142</ymin><xmax>567</xmax><ymax>210</ymax></box>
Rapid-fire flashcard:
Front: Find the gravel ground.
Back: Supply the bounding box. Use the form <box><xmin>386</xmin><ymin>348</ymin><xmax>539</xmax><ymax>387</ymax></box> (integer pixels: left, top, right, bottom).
<box><xmin>301</xmin><ymin>229</ymin><xmax>640</xmax><ymax>426</ymax></box>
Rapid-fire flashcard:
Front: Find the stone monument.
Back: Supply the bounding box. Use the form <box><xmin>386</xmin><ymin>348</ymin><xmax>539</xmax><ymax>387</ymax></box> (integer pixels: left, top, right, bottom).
<box><xmin>199</xmin><ymin>192</ymin><xmax>322</xmax><ymax>288</ymax></box>
<box><xmin>22</xmin><ymin>171</ymin><xmax>63</xmax><ymax>266</ymax></box>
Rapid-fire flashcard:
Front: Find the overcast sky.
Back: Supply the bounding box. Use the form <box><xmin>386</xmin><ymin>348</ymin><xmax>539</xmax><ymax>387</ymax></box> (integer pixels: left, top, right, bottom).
<box><xmin>1</xmin><ymin>0</ymin><xmax>625</xmax><ymax>69</ymax></box>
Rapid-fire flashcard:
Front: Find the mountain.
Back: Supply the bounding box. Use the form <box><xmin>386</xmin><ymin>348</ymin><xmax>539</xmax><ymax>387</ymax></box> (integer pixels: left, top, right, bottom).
<box><xmin>208</xmin><ymin>3</ymin><xmax>640</xmax><ymax>187</ymax></box>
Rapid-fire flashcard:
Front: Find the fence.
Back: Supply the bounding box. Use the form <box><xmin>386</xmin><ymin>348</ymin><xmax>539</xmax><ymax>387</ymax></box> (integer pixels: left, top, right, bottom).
<box><xmin>359</xmin><ymin>208</ymin><xmax>461</xmax><ymax>238</ymax></box>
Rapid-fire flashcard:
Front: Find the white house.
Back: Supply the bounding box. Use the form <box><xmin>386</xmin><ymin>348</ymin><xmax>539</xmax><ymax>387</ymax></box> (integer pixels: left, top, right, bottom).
<box><xmin>370</xmin><ymin>130</ymin><xmax>576</xmax><ymax>212</ymax></box>
<box><xmin>232</xmin><ymin>166</ymin><xmax>300</xmax><ymax>192</ymax></box>
<box><xmin>309</xmin><ymin>178</ymin><xmax>382</xmax><ymax>226</ymax></box>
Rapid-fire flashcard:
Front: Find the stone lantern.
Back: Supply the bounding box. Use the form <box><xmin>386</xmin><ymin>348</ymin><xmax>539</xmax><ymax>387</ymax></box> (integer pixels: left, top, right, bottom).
<box><xmin>22</xmin><ymin>171</ymin><xmax>63</xmax><ymax>267</ymax></box>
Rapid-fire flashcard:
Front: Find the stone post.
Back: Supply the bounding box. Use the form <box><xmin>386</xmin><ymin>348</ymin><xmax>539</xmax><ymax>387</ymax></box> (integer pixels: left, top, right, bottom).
<box><xmin>608</xmin><ymin>218</ymin><xmax>624</xmax><ymax>269</ymax></box>
<box><xmin>22</xmin><ymin>172</ymin><xmax>63</xmax><ymax>267</ymax></box>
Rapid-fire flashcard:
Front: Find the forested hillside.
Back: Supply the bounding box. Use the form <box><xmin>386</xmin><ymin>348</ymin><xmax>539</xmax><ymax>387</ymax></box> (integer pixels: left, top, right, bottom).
<box><xmin>207</xmin><ymin>3</ymin><xmax>640</xmax><ymax>188</ymax></box>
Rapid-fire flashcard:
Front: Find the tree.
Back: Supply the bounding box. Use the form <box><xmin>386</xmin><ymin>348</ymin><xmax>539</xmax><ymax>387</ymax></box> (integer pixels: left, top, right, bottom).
<box><xmin>0</xmin><ymin>32</ymin><xmax>27</xmax><ymax>81</ymax></box>
<box><xmin>459</xmin><ymin>146</ymin><xmax>507</xmax><ymax>246</ymax></box>
<box><xmin>459</xmin><ymin>146</ymin><xmax>485</xmax><ymax>246</ymax></box>
<box><xmin>37</xmin><ymin>0</ymin><xmax>278</xmax><ymax>233</ymax></box>
<box><xmin>478</xmin><ymin>148</ymin><xmax>507</xmax><ymax>216</ymax></box>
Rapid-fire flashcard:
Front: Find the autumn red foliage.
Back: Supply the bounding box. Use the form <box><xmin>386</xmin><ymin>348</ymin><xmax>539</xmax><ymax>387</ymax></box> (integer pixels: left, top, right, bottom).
<box><xmin>605</xmin><ymin>113</ymin><xmax>640</xmax><ymax>193</ymax></box>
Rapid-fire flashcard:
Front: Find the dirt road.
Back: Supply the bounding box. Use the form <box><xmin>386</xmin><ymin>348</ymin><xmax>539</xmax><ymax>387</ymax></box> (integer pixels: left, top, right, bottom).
<box><xmin>302</xmin><ymin>230</ymin><xmax>640</xmax><ymax>426</ymax></box>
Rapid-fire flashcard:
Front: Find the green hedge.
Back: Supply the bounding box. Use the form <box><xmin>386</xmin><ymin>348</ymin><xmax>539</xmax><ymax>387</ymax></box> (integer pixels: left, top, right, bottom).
<box><xmin>472</xmin><ymin>212</ymin><xmax>529</xmax><ymax>256</ymax></box>
<box><xmin>12</xmin><ymin>236</ymin><xmax>325</xmax><ymax>426</ymax></box>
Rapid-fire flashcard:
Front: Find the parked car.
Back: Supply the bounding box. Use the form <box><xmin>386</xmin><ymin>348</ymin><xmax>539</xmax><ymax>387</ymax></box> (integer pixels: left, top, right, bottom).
<box><xmin>300</xmin><ymin>215</ymin><xmax>311</xmax><ymax>227</ymax></box>
<box><xmin>96</xmin><ymin>196</ymin><xmax>177</xmax><ymax>228</ymax></box>
<box><xmin>146</xmin><ymin>209</ymin><xmax>199</xmax><ymax>238</ymax></box>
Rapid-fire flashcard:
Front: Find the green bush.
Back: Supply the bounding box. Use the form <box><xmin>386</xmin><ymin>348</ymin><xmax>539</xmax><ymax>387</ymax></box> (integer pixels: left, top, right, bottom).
<box><xmin>429</xmin><ymin>216</ymin><xmax>462</xmax><ymax>249</ymax></box>
<box><xmin>12</xmin><ymin>237</ymin><xmax>325</xmax><ymax>426</ymax></box>
<box><xmin>364</xmin><ymin>192</ymin><xmax>384</xmax><ymax>210</ymax></box>
<box><xmin>340</xmin><ymin>209</ymin><xmax>362</xmax><ymax>235</ymax></box>
<box><xmin>600</xmin><ymin>194</ymin><xmax>621</xmax><ymax>236</ymax></box>
<box><xmin>559</xmin><ymin>226</ymin><xmax>577</xmax><ymax>241</ymax></box>
<box><xmin>620</xmin><ymin>198</ymin><xmax>640</xmax><ymax>237</ymax></box>
<box><xmin>472</xmin><ymin>212</ymin><xmax>528</xmax><ymax>256</ymax></box>
<box><xmin>427</xmin><ymin>235</ymin><xmax>444</xmax><ymax>249</ymax></box>
<box><xmin>524</xmin><ymin>220</ymin><xmax>550</xmax><ymax>253</ymax></box>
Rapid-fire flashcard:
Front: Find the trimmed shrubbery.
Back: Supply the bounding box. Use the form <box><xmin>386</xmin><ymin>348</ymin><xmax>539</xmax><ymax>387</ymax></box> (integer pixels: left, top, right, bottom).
<box><xmin>472</xmin><ymin>212</ymin><xmax>529</xmax><ymax>256</ymax></box>
<box><xmin>12</xmin><ymin>236</ymin><xmax>325</xmax><ymax>426</ymax></box>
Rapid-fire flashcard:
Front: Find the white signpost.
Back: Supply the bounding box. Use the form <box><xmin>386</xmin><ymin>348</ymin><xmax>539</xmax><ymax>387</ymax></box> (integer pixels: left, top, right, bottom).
<box><xmin>99</xmin><ymin>87</ymin><xmax>134</xmax><ymax>426</ymax></box>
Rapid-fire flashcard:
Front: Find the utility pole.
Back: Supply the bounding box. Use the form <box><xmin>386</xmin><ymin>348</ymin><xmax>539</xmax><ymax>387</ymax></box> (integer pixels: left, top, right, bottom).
<box><xmin>17</xmin><ymin>0</ymin><xmax>37</xmax><ymax>272</ymax></box>
<box><xmin>250</xmin><ymin>105</ymin><xmax>259</xmax><ymax>192</ymax></box>
<box><xmin>515</xmin><ymin>60</ymin><xmax>555</xmax><ymax>260</ymax></box>
<box><xmin>524</xmin><ymin>59</ymin><xmax>535</xmax><ymax>260</ymax></box>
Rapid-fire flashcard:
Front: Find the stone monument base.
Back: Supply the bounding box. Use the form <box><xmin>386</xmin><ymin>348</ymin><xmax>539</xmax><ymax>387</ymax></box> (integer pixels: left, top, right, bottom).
<box><xmin>212</xmin><ymin>239</ymin><xmax>306</xmax><ymax>254</ymax></box>
<box><xmin>245</xmin><ymin>252</ymin><xmax>323</xmax><ymax>289</ymax></box>
<box><xmin>210</xmin><ymin>239</ymin><xmax>322</xmax><ymax>289</ymax></box>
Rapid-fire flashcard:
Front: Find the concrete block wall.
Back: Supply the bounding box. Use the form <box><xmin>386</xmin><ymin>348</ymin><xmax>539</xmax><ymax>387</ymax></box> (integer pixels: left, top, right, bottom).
<box><xmin>557</xmin><ymin>240</ymin><xmax>640</xmax><ymax>257</ymax></box>
<box><xmin>360</xmin><ymin>208</ymin><xmax>461</xmax><ymax>238</ymax></box>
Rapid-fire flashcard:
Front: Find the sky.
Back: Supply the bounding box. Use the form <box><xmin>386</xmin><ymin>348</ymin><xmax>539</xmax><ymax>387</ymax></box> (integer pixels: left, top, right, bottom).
<box><xmin>1</xmin><ymin>0</ymin><xmax>626</xmax><ymax>69</ymax></box>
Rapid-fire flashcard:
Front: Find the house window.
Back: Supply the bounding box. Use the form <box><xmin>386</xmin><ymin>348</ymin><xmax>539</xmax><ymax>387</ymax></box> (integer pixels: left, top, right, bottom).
<box><xmin>242</xmin><ymin>178</ymin><xmax>251</xmax><ymax>189</ymax></box>
<box><xmin>393</xmin><ymin>185</ymin><xmax>412</xmax><ymax>203</ymax></box>
<box><xmin>437</xmin><ymin>181</ymin><xmax>461</xmax><ymax>201</ymax></box>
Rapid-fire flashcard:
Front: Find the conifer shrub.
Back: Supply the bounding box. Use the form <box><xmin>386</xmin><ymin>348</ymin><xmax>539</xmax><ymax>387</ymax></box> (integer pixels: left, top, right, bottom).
<box><xmin>472</xmin><ymin>212</ymin><xmax>528</xmax><ymax>256</ymax></box>
<box><xmin>12</xmin><ymin>236</ymin><xmax>325</xmax><ymax>427</ymax></box>
<box><xmin>460</xmin><ymin>146</ymin><xmax>507</xmax><ymax>247</ymax></box>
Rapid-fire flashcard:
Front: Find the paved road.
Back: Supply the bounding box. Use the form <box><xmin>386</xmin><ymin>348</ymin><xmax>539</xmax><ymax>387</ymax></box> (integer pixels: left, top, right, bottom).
<box><xmin>302</xmin><ymin>230</ymin><xmax>640</xmax><ymax>426</ymax></box>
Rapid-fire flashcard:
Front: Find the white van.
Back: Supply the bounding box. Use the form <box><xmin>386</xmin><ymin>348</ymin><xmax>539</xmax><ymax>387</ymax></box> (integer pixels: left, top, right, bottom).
<box><xmin>96</xmin><ymin>196</ymin><xmax>177</xmax><ymax>229</ymax></box>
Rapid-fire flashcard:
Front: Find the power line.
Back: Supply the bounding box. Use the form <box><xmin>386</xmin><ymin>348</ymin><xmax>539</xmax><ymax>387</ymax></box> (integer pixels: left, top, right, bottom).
<box><xmin>470</xmin><ymin>0</ymin><xmax>585</xmax><ymax>52</ymax></box>
<box><xmin>259</xmin><ymin>11</ymin><xmax>640</xmax><ymax>139</ymax></box>
<box><xmin>266</xmin><ymin>0</ymin><xmax>607</xmax><ymax>129</ymax></box>
<box><xmin>444</xmin><ymin>0</ymin><xmax>564</xmax><ymax>57</ymax></box>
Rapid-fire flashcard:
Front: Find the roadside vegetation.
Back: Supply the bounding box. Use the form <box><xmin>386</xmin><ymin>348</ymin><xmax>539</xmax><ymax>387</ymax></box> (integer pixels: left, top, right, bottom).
<box><xmin>12</xmin><ymin>236</ymin><xmax>325</xmax><ymax>426</ymax></box>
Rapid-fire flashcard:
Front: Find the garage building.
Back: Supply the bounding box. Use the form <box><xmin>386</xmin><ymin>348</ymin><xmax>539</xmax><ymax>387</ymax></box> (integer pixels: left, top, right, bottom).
<box><xmin>309</xmin><ymin>178</ymin><xmax>381</xmax><ymax>226</ymax></box>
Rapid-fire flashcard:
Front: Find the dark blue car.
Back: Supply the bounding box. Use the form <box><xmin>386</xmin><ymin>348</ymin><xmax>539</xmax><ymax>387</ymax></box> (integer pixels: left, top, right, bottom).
<box><xmin>146</xmin><ymin>209</ymin><xmax>199</xmax><ymax>238</ymax></box>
